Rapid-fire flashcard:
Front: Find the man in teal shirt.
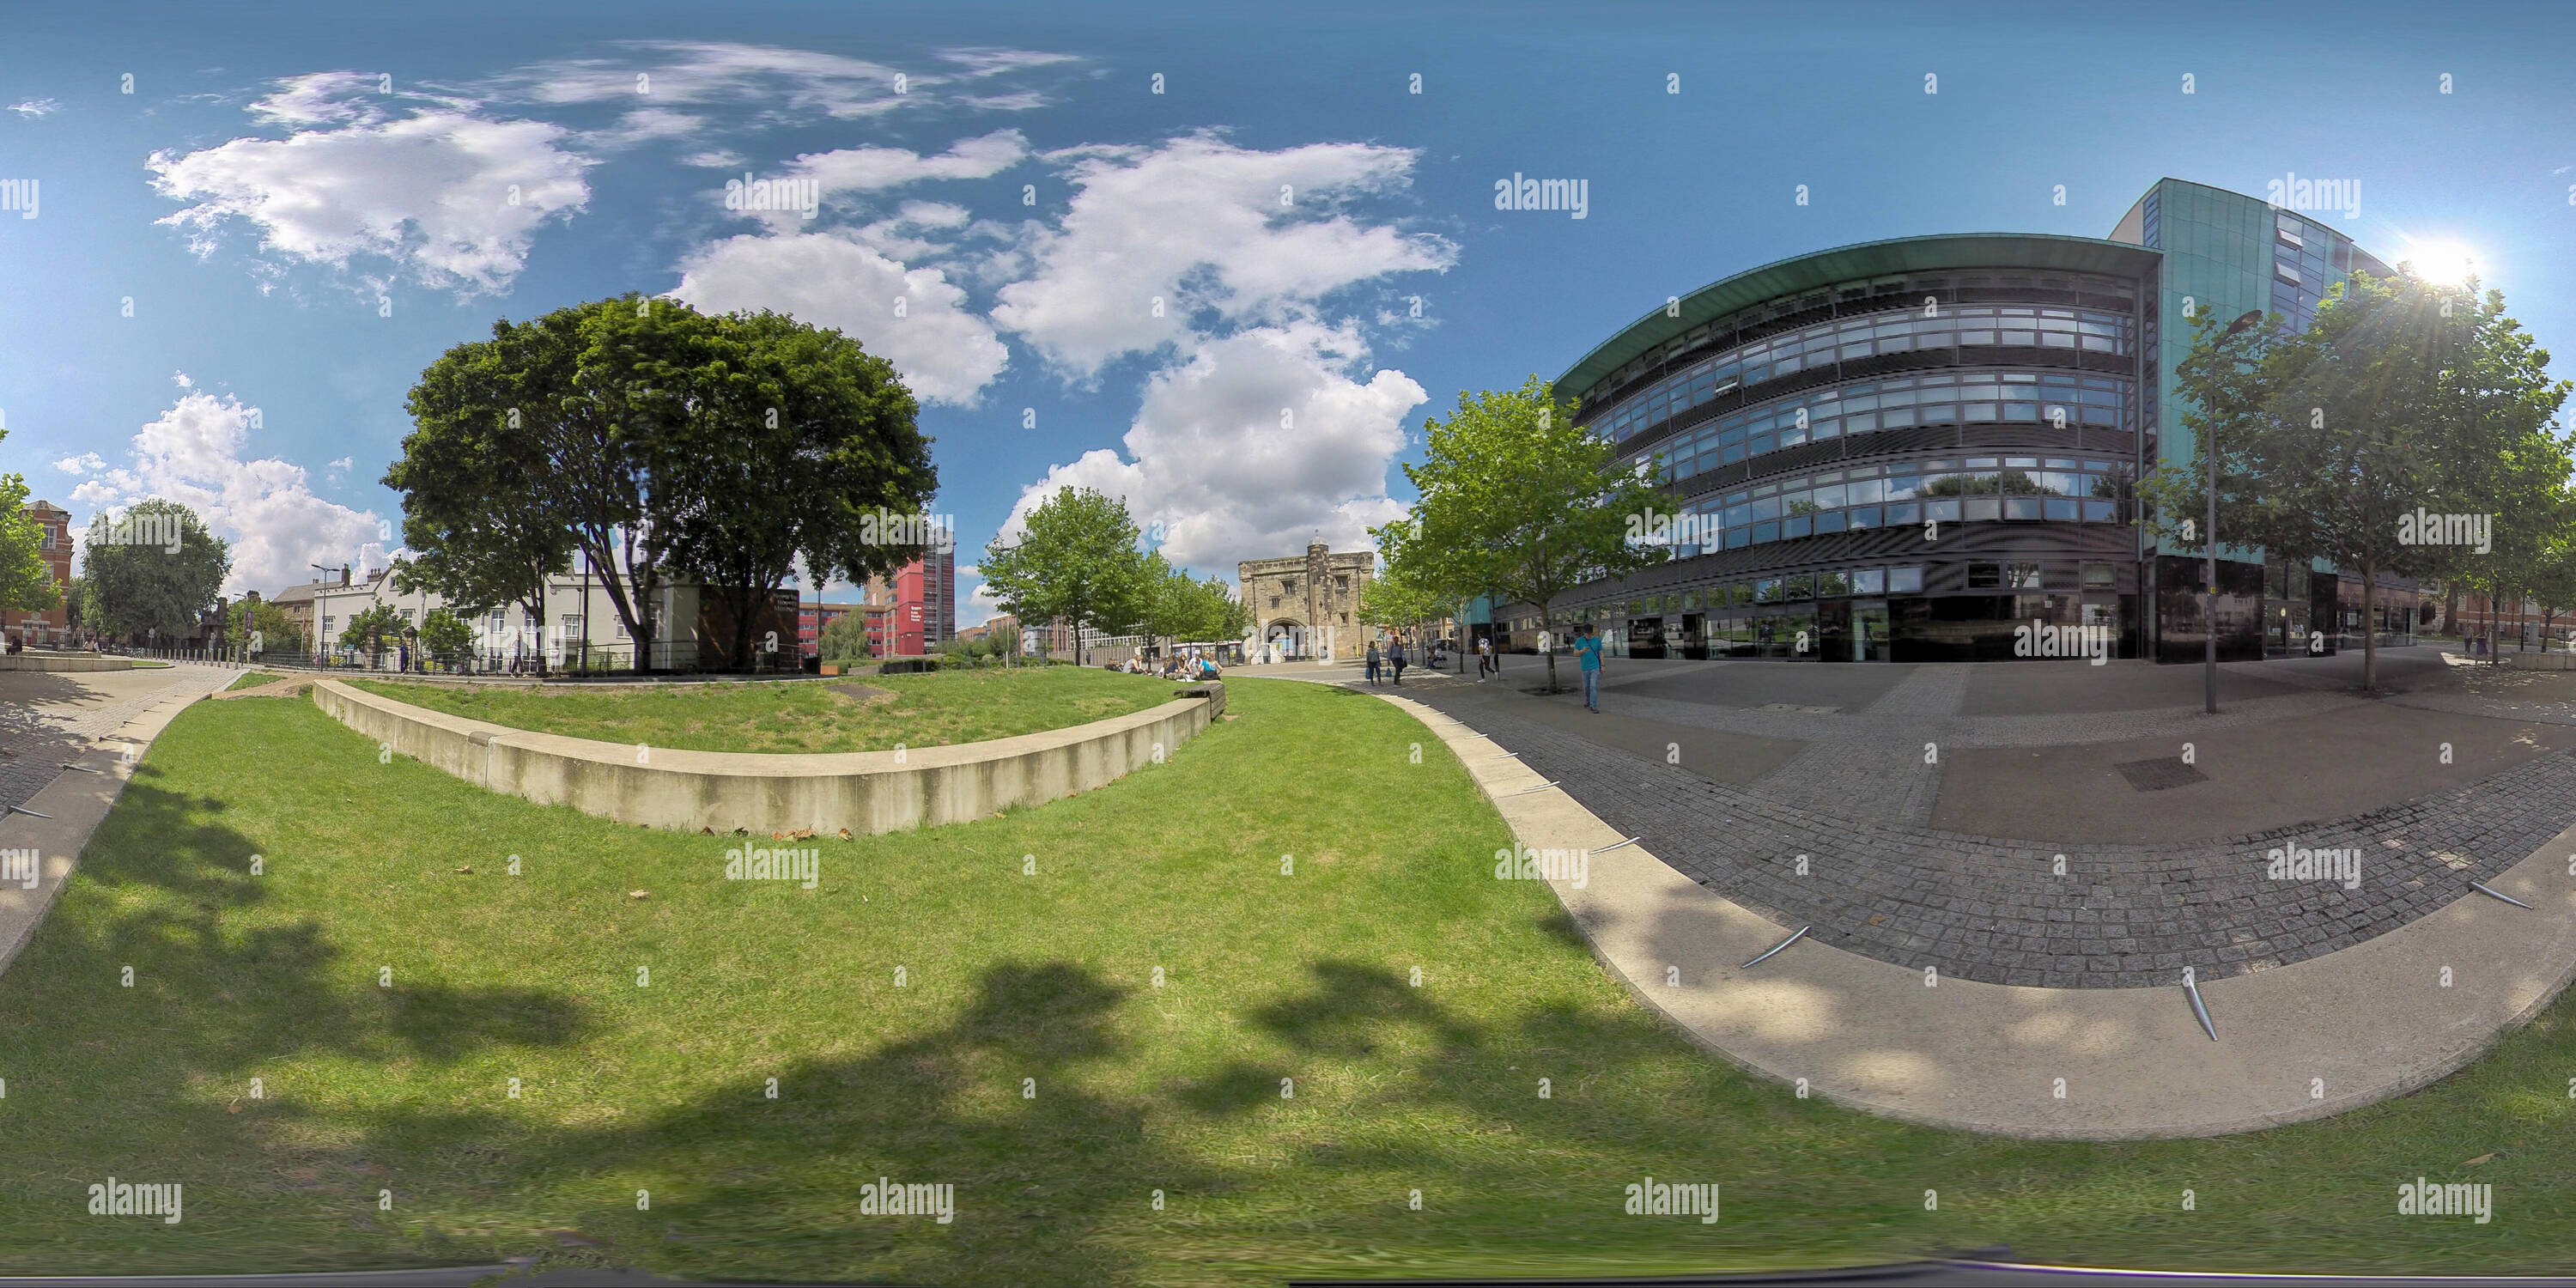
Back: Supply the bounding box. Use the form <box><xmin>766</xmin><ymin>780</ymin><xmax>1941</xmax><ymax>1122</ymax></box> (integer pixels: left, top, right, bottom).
<box><xmin>1574</xmin><ymin>623</ymin><xmax>1603</xmax><ymax>713</ymax></box>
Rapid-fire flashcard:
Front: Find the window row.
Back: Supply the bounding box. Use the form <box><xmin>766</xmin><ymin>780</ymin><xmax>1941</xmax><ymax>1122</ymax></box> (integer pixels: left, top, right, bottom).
<box><xmin>1601</xmin><ymin>306</ymin><xmax>2135</xmax><ymax>443</ymax></box>
<box><xmin>1599</xmin><ymin>270</ymin><xmax>2142</xmax><ymax>393</ymax></box>
<box><xmin>1643</xmin><ymin>372</ymin><xmax>2131</xmax><ymax>480</ymax></box>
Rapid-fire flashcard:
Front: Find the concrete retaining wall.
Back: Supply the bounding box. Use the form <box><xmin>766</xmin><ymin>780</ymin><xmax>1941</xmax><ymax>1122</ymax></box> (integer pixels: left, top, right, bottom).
<box><xmin>0</xmin><ymin>653</ymin><xmax>139</xmax><ymax>672</ymax></box>
<box><xmin>311</xmin><ymin>677</ymin><xmax>1223</xmax><ymax>835</ymax></box>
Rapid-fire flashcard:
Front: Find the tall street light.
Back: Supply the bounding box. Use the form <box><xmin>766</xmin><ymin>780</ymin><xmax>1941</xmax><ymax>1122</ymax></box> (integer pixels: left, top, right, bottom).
<box><xmin>2206</xmin><ymin>309</ymin><xmax>2268</xmax><ymax>715</ymax></box>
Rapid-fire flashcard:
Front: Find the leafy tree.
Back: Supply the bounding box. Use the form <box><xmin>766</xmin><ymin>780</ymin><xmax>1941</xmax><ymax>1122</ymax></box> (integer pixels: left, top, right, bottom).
<box><xmin>225</xmin><ymin>598</ymin><xmax>306</xmax><ymax>657</ymax></box>
<box><xmin>1358</xmin><ymin>562</ymin><xmax>1449</xmax><ymax>648</ymax></box>
<box><xmin>984</xmin><ymin>617</ymin><xmax>1021</xmax><ymax>665</ymax></box>
<box><xmin>1137</xmin><ymin>556</ymin><xmax>1243</xmax><ymax>652</ymax></box>
<box><xmin>817</xmin><ymin>610</ymin><xmax>873</xmax><ymax>662</ymax></box>
<box><xmin>1376</xmin><ymin>377</ymin><xmax>1665</xmax><ymax>692</ymax></box>
<box><xmin>416</xmin><ymin>607</ymin><xmax>477</xmax><ymax>662</ymax></box>
<box><xmin>82</xmin><ymin>499</ymin><xmax>229</xmax><ymax>641</ymax></box>
<box><xmin>390</xmin><ymin>297</ymin><xmax>939</xmax><ymax>674</ymax></box>
<box><xmin>389</xmin><ymin>326</ymin><xmax>575</xmax><ymax>671</ymax></box>
<box><xmin>979</xmin><ymin>486</ymin><xmax>1154</xmax><ymax>647</ymax></box>
<box><xmin>0</xmin><ymin>430</ymin><xmax>57</xmax><ymax>619</ymax></box>
<box><xmin>646</xmin><ymin>308</ymin><xmax>939</xmax><ymax>671</ymax></box>
<box><xmin>2141</xmin><ymin>273</ymin><xmax>2573</xmax><ymax>690</ymax></box>
<box><xmin>339</xmin><ymin>603</ymin><xmax>407</xmax><ymax>668</ymax></box>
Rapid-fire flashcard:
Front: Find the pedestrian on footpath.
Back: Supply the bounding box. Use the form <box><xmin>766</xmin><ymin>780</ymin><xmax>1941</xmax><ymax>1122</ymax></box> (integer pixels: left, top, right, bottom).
<box><xmin>1476</xmin><ymin>636</ymin><xmax>1493</xmax><ymax>680</ymax></box>
<box><xmin>1575</xmin><ymin>622</ymin><xmax>1603</xmax><ymax>712</ymax></box>
<box><xmin>1365</xmin><ymin>638</ymin><xmax>1382</xmax><ymax>686</ymax></box>
<box><xmin>1389</xmin><ymin>634</ymin><xmax>1407</xmax><ymax>685</ymax></box>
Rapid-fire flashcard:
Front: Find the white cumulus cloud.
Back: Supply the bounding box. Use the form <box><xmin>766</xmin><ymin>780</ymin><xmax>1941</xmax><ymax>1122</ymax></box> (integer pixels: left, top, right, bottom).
<box><xmin>149</xmin><ymin>72</ymin><xmax>592</xmax><ymax>295</ymax></box>
<box><xmin>669</xmin><ymin>226</ymin><xmax>1008</xmax><ymax>406</ymax></box>
<box><xmin>54</xmin><ymin>453</ymin><xmax>106</xmax><ymax>474</ymax></box>
<box><xmin>998</xmin><ymin>322</ymin><xmax>1421</xmax><ymax>575</ymax></box>
<box><xmin>70</xmin><ymin>378</ymin><xmax>392</xmax><ymax>595</ymax></box>
<box><xmin>992</xmin><ymin>133</ymin><xmax>1455</xmax><ymax>380</ymax></box>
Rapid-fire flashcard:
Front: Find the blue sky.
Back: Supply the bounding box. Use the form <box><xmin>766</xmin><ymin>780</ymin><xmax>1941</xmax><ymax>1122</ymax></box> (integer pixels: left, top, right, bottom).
<box><xmin>3</xmin><ymin>0</ymin><xmax>2572</xmax><ymax>623</ymax></box>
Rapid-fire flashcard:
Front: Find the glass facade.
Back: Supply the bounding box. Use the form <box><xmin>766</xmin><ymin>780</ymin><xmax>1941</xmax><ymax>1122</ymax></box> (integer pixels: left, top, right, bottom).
<box><xmin>1528</xmin><ymin>185</ymin><xmax>2431</xmax><ymax>665</ymax></box>
<box><xmin>1597</xmin><ymin>304</ymin><xmax>2135</xmax><ymax>444</ymax></box>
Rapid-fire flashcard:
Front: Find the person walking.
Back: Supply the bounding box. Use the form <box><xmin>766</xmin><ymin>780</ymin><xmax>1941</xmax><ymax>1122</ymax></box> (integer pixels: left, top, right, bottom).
<box><xmin>1365</xmin><ymin>638</ymin><xmax>1382</xmax><ymax>686</ymax></box>
<box><xmin>1476</xmin><ymin>636</ymin><xmax>1493</xmax><ymax>680</ymax></box>
<box><xmin>1389</xmin><ymin>634</ymin><xmax>1407</xmax><ymax>685</ymax></box>
<box><xmin>1575</xmin><ymin>622</ymin><xmax>1604</xmax><ymax>713</ymax></box>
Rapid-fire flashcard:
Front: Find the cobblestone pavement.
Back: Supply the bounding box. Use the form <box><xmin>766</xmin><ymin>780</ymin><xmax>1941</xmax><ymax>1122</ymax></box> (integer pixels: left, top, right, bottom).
<box><xmin>1402</xmin><ymin>686</ymin><xmax>2576</xmax><ymax>989</ymax></box>
<box><xmin>0</xmin><ymin>665</ymin><xmax>233</xmax><ymax>813</ymax></box>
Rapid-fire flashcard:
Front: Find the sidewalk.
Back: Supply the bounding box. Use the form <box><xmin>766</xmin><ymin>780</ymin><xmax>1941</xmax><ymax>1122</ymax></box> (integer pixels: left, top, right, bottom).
<box><xmin>1380</xmin><ymin>688</ymin><xmax>2576</xmax><ymax>1139</ymax></box>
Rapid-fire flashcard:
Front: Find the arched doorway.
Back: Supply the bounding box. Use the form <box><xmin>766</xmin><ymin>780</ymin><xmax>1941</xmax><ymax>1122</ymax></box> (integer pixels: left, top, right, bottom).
<box><xmin>1263</xmin><ymin>619</ymin><xmax>1308</xmax><ymax>661</ymax></box>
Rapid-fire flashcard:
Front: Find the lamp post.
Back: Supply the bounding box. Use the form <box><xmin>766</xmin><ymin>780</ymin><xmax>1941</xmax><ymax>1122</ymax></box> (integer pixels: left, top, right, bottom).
<box><xmin>2205</xmin><ymin>309</ymin><xmax>2269</xmax><ymax>715</ymax></box>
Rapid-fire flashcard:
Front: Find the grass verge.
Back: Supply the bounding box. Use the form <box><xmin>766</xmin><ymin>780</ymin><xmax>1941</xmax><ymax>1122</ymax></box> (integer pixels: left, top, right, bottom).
<box><xmin>345</xmin><ymin>665</ymin><xmax>1177</xmax><ymax>754</ymax></box>
<box><xmin>0</xmin><ymin>679</ymin><xmax>2569</xmax><ymax>1281</ymax></box>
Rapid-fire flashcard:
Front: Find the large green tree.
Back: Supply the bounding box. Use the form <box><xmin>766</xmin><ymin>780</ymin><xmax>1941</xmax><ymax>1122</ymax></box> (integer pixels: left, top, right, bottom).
<box><xmin>2142</xmin><ymin>272</ymin><xmax>2573</xmax><ymax>690</ymax></box>
<box><xmin>0</xmin><ymin>430</ymin><xmax>59</xmax><ymax>619</ymax></box>
<box><xmin>389</xmin><ymin>322</ymin><xmax>575</xmax><ymax>671</ymax></box>
<box><xmin>82</xmin><ymin>499</ymin><xmax>228</xmax><ymax>641</ymax></box>
<box><xmin>646</xmin><ymin>307</ymin><xmax>939</xmax><ymax>671</ymax></box>
<box><xmin>979</xmin><ymin>487</ymin><xmax>1154</xmax><ymax>652</ymax></box>
<box><xmin>1376</xmin><ymin>377</ymin><xmax>1665</xmax><ymax>692</ymax></box>
<box><xmin>389</xmin><ymin>297</ymin><xmax>939</xmax><ymax>673</ymax></box>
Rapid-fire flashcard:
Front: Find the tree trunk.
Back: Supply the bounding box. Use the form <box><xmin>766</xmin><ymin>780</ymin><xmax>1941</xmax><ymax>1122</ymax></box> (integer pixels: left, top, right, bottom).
<box><xmin>2360</xmin><ymin>565</ymin><xmax>2378</xmax><ymax>692</ymax></box>
<box><xmin>1540</xmin><ymin>614</ymin><xmax>1558</xmax><ymax>693</ymax></box>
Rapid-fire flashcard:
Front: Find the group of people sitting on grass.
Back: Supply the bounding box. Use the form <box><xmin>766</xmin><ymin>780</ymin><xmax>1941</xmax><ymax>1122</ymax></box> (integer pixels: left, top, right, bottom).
<box><xmin>1115</xmin><ymin>647</ymin><xmax>1223</xmax><ymax>681</ymax></box>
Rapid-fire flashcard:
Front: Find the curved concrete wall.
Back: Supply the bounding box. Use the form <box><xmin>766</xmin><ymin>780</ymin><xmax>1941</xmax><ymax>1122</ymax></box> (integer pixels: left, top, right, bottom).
<box><xmin>0</xmin><ymin>654</ymin><xmax>140</xmax><ymax>672</ymax></box>
<box><xmin>311</xmin><ymin>677</ymin><xmax>1222</xmax><ymax>835</ymax></box>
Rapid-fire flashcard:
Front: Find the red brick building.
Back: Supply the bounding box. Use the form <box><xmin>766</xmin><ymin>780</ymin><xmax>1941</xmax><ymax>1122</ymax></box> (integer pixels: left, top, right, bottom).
<box><xmin>5</xmin><ymin>501</ymin><xmax>72</xmax><ymax>647</ymax></box>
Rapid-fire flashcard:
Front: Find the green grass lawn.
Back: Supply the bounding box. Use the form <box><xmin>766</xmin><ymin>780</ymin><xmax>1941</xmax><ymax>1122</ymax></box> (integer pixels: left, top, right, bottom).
<box><xmin>345</xmin><ymin>665</ymin><xmax>1178</xmax><ymax>754</ymax></box>
<box><xmin>227</xmin><ymin>671</ymin><xmax>285</xmax><ymax>692</ymax></box>
<box><xmin>2</xmin><ymin>679</ymin><xmax>2573</xmax><ymax>1283</ymax></box>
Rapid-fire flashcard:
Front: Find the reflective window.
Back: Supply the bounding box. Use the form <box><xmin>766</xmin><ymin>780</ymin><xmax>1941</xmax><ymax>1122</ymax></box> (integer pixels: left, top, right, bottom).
<box><xmin>1889</xmin><ymin>566</ymin><xmax>1924</xmax><ymax>593</ymax></box>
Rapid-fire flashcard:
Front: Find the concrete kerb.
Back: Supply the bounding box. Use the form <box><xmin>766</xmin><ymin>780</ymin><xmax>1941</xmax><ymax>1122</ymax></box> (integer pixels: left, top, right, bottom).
<box><xmin>0</xmin><ymin>683</ymin><xmax>206</xmax><ymax>982</ymax></box>
<box><xmin>310</xmin><ymin>677</ymin><xmax>1224</xmax><ymax>836</ymax></box>
<box><xmin>1381</xmin><ymin>690</ymin><xmax>2576</xmax><ymax>1140</ymax></box>
<box><xmin>0</xmin><ymin>653</ymin><xmax>142</xmax><ymax>672</ymax></box>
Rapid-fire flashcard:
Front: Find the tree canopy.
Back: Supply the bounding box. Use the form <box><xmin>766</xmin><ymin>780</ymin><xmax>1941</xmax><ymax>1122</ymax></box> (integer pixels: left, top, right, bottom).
<box><xmin>386</xmin><ymin>295</ymin><xmax>938</xmax><ymax>672</ymax></box>
<box><xmin>81</xmin><ymin>499</ymin><xmax>228</xmax><ymax>641</ymax></box>
<box><xmin>979</xmin><ymin>486</ymin><xmax>1156</xmax><ymax>644</ymax></box>
<box><xmin>2142</xmin><ymin>271</ymin><xmax>2573</xmax><ymax>689</ymax></box>
<box><xmin>0</xmin><ymin>430</ymin><xmax>58</xmax><ymax>620</ymax></box>
<box><xmin>1375</xmin><ymin>377</ymin><xmax>1664</xmax><ymax>691</ymax></box>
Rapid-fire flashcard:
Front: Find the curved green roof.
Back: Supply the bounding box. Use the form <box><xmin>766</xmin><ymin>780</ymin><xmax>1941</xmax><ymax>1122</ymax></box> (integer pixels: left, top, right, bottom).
<box><xmin>1554</xmin><ymin>233</ymin><xmax>2161</xmax><ymax>404</ymax></box>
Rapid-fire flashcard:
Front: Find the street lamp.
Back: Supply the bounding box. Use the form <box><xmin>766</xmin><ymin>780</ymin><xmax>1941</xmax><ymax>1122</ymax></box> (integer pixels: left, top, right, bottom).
<box><xmin>2204</xmin><ymin>309</ymin><xmax>2268</xmax><ymax>715</ymax></box>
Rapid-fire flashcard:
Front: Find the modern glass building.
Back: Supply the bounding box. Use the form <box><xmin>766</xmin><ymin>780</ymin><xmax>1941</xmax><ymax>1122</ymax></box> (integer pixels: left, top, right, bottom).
<box><xmin>1528</xmin><ymin>178</ymin><xmax>2416</xmax><ymax>663</ymax></box>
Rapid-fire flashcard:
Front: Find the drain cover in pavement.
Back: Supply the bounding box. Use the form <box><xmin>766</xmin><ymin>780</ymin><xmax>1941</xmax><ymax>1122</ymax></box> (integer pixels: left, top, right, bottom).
<box><xmin>2114</xmin><ymin>756</ymin><xmax>2208</xmax><ymax>791</ymax></box>
<box><xmin>1759</xmin><ymin>702</ymin><xmax>1842</xmax><ymax>714</ymax></box>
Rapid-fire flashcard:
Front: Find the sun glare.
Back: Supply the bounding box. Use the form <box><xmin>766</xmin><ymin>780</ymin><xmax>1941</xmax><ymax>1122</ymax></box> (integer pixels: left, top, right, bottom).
<box><xmin>2405</xmin><ymin>240</ymin><xmax>2479</xmax><ymax>285</ymax></box>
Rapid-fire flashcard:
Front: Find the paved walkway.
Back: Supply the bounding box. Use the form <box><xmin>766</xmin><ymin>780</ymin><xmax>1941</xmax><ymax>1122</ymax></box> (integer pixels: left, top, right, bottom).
<box><xmin>0</xmin><ymin>664</ymin><xmax>236</xmax><ymax>814</ymax></box>
<box><xmin>1380</xmin><ymin>689</ymin><xmax>2576</xmax><ymax>1139</ymax></box>
<box><xmin>0</xmin><ymin>664</ymin><xmax>229</xmax><ymax>980</ymax></box>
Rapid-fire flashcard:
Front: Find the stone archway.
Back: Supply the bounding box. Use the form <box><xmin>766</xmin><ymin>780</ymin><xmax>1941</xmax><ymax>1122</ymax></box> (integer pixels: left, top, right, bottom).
<box><xmin>1263</xmin><ymin>618</ymin><xmax>1308</xmax><ymax>662</ymax></box>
